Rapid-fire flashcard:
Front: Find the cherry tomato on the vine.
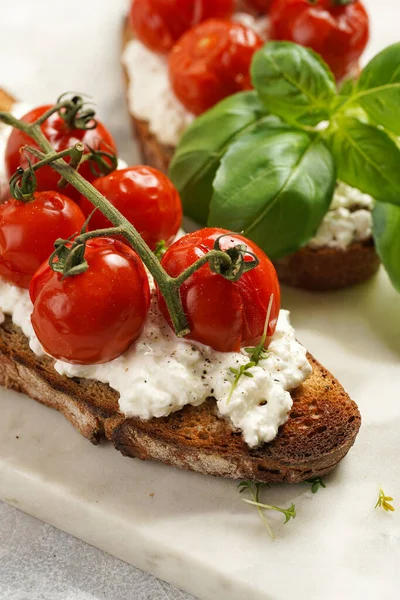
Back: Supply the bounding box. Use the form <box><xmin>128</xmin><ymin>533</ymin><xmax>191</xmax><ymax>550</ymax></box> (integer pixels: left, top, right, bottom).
<box><xmin>5</xmin><ymin>105</ymin><xmax>117</xmax><ymax>202</ymax></box>
<box><xmin>269</xmin><ymin>0</ymin><xmax>369</xmax><ymax>80</ymax></box>
<box><xmin>30</xmin><ymin>238</ymin><xmax>150</xmax><ymax>364</ymax></box>
<box><xmin>79</xmin><ymin>166</ymin><xmax>182</xmax><ymax>250</ymax></box>
<box><xmin>157</xmin><ymin>228</ymin><xmax>280</xmax><ymax>352</ymax></box>
<box><xmin>0</xmin><ymin>191</ymin><xmax>85</xmax><ymax>289</ymax></box>
<box><xmin>129</xmin><ymin>0</ymin><xmax>234</xmax><ymax>54</ymax></box>
<box><xmin>169</xmin><ymin>19</ymin><xmax>263</xmax><ymax>115</ymax></box>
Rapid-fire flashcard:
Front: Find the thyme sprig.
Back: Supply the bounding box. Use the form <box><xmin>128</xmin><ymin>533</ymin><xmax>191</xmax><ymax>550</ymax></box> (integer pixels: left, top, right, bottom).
<box><xmin>306</xmin><ymin>477</ymin><xmax>327</xmax><ymax>494</ymax></box>
<box><xmin>238</xmin><ymin>480</ymin><xmax>296</xmax><ymax>539</ymax></box>
<box><xmin>375</xmin><ymin>487</ymin><xmax>395</xmax><ymax>512</ymax></box>
<box><xmin>227</xmin><ymin>293</ymin><xmax>274</xmax><ymax>401</ymax></box>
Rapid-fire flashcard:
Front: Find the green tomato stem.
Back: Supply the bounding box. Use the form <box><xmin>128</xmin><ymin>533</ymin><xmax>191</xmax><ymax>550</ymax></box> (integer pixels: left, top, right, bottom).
<box><xmin>74</xmin><ymin>226</ymin><xmax>126</xmax><ymax>244</ymax></box>
<box><xmin>0</xmin><ymin>107</ymin><xmax>241</xmax><ymax>338</ymax></box>
<box><xmin>173</xmin><ymin>250</ymin><xmax>232</xmax><ymax>288</ymax></box>
<box><xmin>33</xmin><ymin>101</ymin><xmax>71</xmax><ymax>126</ymax></box>
<box><xmin>58</xmin><ymin>142</ymin><xmax>85</xmax><ymax>188</ymax></box>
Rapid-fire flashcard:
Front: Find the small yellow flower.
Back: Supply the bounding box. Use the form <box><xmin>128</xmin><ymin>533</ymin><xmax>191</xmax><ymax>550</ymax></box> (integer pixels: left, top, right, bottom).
<box><xmin>375</xmin><ymin>487</ymin><xmax>395</xmax><ymax>512</ymax></box>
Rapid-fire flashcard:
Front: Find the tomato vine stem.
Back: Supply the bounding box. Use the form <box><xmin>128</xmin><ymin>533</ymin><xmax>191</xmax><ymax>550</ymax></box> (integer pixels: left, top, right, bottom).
<box><xmin>0</xmin><ymin>103</ymin><xmax>249</xmax><ymax>338</ymax></box>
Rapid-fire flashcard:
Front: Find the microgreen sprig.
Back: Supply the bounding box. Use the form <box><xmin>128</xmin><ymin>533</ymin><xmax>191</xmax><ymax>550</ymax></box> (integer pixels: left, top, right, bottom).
<box><xmin>238</xmin><ymin>480</ymin><xmax>296</xmax><ymax>539</ymax></box>
<box><xmin>305</xmin><ymin>477</ymin><xmax>327</xmax><ymax>494</ymax></box>
<box><xmin>375</xmin><ymin>487</ymin><xmax>395</xmax><ymax>512</ymax></box>
<box><xmin>227</xmin><ymin>294</ymin><xmax>274</xmax><ymax>402</ymax></box>
<box><xmin>227</xmin><ymin>362</ymin><xmax>255</xmax><ymax>402</ymax></box>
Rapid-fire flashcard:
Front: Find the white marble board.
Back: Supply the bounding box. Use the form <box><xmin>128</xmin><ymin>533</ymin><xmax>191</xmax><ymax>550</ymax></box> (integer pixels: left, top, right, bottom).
<box><xmin>0</xmin><ymin>1</ymin><xmax>399</xmax><ymax>599</ymax></box>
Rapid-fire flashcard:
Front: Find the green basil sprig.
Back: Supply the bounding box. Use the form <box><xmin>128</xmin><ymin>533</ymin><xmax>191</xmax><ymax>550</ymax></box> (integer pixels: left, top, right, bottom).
<box><xmin>169</xmin><ymin>41</ymin><xmax>400</xmax><ymax>290</ymax></box>
<box><xmin>209</xmin><ymin>126</ymin><xmax>335</xmax><ymax>259</ymax></box>
<box><xmin>251</xmin><ymin>42</ymin><xmax>336</xmax><ymax>126</ymax></box>
<box><xmin>169</xmin><ymin>91</ymin><xmax>268</xmax><ymax>225</ymax></box>
<box><xmin>373</xmin><ymin>203</ymin><xmax>400</xmax><ymax>292</ymax></box>
<box><xmin>327</xmin><ymin>117</ymin><xmax>400</xmax><ymax>205</ymax></box>
<box><xmin>356</xmin><ymin>42</ymin><xmax>400</xmax><ymax>135</ymax></box>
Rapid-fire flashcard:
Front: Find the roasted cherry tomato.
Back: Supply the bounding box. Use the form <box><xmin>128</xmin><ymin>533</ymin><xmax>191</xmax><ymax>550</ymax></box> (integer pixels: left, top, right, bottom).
<box><xmin>79</xmin><ymin>167</ymin><xmax>182</xmax><ymax>250</ymax></box>
<box><xmin>169</xmin><ymin>19</ymin><xmax>263</xmax><ymax>115</ymax></box>
<box><xmin>157</xmin><ymin>228</ymin><xmax>280</xmax><ymax>352</ymax></box>
<box><xmin>130</xmin><ymin>0</ymin><xmax>234</xmax><ymax>53</ymax></box>
<box><xmin>5</xmin><ymin>105</ymin><xmax>117</xmax><ymax>202</ymax></box>
<box><xmin>269</xmin><ymin>0</ymin><xmax>369</xmax><ymax>80</ymax></box>
<box><xmin>0</xmin><ymin>191</ymin><xmax>85</xmax><ymax>289</ymax></box>
<box><xmin>246</xmin><ymin>0</ymin><xmax>273</xmax><ymax>11</ymax></box>
<box><xmin>30</xmin><ymin>238</ymin><xmax>150</xmax><ymax>364</ymax></box>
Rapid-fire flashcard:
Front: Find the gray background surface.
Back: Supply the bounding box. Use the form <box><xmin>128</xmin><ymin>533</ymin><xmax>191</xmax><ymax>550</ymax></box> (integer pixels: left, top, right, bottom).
<box><xmin>0</xmin><ymin>503</ymin><xmax>196</xmax><ymax>600</ymax></box>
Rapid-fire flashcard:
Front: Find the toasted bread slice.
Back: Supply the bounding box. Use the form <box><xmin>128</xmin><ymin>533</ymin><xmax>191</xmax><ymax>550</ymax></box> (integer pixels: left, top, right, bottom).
<box><xmin>0</xmin><ymin>88</ymin><xmax>361</xmax><ymax>482</ymax></box>
<box><xmin>121</xmin><ymin>18</ymin><xmax>380</xmax><ymax>291</ymax></box>
<box><xmin>0</xmin><ymin>315</ymin><xmax>361</xmax><ymax>484</ymax></box>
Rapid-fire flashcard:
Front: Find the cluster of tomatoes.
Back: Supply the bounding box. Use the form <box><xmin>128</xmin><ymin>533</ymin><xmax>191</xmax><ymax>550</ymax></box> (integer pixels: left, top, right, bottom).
<box><xmin>130</xmin><ymin>0</ymin><xmax>369</xmax><ymax>114</ymax></box>
<box><xmin>0</xmin><ymin>105</ymin><xmax>280</xmax><ymax>364</ymax></box>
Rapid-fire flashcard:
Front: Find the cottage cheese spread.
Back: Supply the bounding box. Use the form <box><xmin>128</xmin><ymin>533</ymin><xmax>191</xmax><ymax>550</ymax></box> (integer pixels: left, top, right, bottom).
<box><xmin>122</xmin><ymin>13</ymin><xmax>269</xmax><ymax>147</ymax></box>
<box><xmin>308</xmin><ymin>182</ymin><xmax>374</xmax><ymax>250</ymax></box>
<box><xmin>0</xmin><ymin>276</ymin><xmax>311</xmax><ymax>448</ymax></box>
<box><xmin>0</xmin><ymin>103</ymin><xmax>32</xmax><ymax>201</ymax></box>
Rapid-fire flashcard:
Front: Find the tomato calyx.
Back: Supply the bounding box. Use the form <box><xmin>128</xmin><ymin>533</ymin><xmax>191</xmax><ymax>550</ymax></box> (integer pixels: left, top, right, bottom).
<box><xmin>83</xmin><ymin>143</ymin><xmax>119</xmax><ymax>178</ymax></box>
<box><xmin>50</xmin><ymin>237</ymin><xmax>89</xmax><ymax>279</ymax></box>
<box><xmin>49</xmin><ymin>209</ymin><xmax>124</xmax><ymax>280</ymax></box>
<box><xmin>9</xmin><ymin>141</ymin><xmax>86</xmax><ymax>199</ymax></box>
<box><xmin>56</xmin><ymin>93</ymin><xmax>97</xmax><ymax>131</ymax></box>
<box><xmin>9</xmin><ymin>161</ymin><xmax>37</xmax><ymax>202</ymax></box>
<box><xmin>210</xmin><ymin>234</ymin><xmax>260</xmax><ymax>282</ymax></box>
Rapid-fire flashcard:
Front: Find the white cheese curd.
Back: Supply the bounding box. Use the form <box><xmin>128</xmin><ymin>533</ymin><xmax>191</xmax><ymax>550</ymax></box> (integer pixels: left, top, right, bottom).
<box><xmin>122</xmin><ymin>41</ymin><xmax>195</xmax><ymax>147</ymax></box>
<box><xmin>308</xmin><ymin>182</ymin><xmax>374</xmax><ymax>250</ymax></box>
<box><xmin>0</xmin><ymin>278</ymin><xmax>44</xmax><ymax>356</ymax></box>
<box><xmin>0</xmin><ymin>103</ymin><xmax>32</xmax><ymax>201</ymax></box>
<box><xmin>0</xmin><ymin>276</ymin><xmax>311</xmax><ymax>448</ymax></box>
<box><xmin>117</xmin><ymin>158</ymin><xmax>128</xmax><ymax>170</ymax></box>
<box><xmin>122</xmin><ymin>13</ymin><xmax>269</xmax><ymax>147</ymax></box>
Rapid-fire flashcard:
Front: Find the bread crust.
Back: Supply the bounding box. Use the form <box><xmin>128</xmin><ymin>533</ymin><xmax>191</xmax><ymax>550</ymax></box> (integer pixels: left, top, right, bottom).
<box><xmin>121</xmin><ymin>18</ymin><xmax>380</xmax><ymax>291</ymax></box>
<box><xmin>0</xmin><ymin>315</ymin><xmax>361</xmax><ymax>483</ymax></box>
<box><xmin>274</xmin><ymin>239</ymin><xmax>381</xmax><ymax>291</ymax></box>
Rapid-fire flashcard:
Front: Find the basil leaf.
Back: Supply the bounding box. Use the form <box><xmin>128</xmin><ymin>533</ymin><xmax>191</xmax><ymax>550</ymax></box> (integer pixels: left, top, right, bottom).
<box><xmin>356</xmin><ymin>43</ymin><xmax>400</xmax><ymax>135</ymax></box>
<box><xmin>327</xmin><ymin>117</ymin><xmax>400</xmax><ymax>205</ymax></box>
<box><xmin>169</xmin><ymin>91</ymin><xmax>267</xmax><ymax>225</ymax></box>
<box><xmin>251</xmin><ymin>42</ymin><xmax>337</xmax><ymax>126</ymax></box>
<box><xmin>209</xmin><ymin>125</ymin><xmax>336</xmax><ymax>259</ymax></box>
<box><xmin>372</xmin><ymin>203</ymin><xmax>400</xmax><ymax>292</ymax></box>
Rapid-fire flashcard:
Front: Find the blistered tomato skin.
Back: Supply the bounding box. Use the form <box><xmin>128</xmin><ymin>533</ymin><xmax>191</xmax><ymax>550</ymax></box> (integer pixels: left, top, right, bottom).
<box><xmin>5</xmin><ymin>105</ymin><xmax>118</xmax><ymax>202</ymax></box>
<box><xmin>0</xmin><ymin>191</ymin><xmax>85</xmax><ymax>289</ymax></box>
<box><xmin>157</xmin><ymin>228</ymin><xmax>280</xmax><ymax>352</ymax></box>
<box><xmin>30</xmin><ymin>238</ymin><xmax>151</xmax><ymax>365</ymax></box>
<box><xmin>169</xmin><ymin>19</ymin><xmax>264</xmax><ymax>115</ymax></box>
<box><xmin>79</xmin><ymin>167</ymin><xmax>182</xmax><ymax>250</ymax></box>
<box><xmin>269</xmin><ymin>0</ymin><xmax>369</xmax><ymax>80</ymax></box>
<box><xmin>129</xmin><ymin>0</ymin><xmax>234</xmax><ymax>54</ymax></box>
